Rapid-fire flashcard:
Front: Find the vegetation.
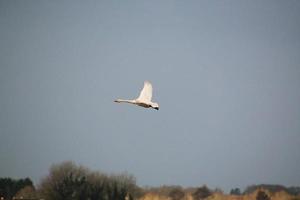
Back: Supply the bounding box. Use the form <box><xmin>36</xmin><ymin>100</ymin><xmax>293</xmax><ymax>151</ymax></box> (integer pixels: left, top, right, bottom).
<box><xmin>168</xmin><ymin>186</ymin><xmax>185</xmax><ymax>200</ymax></box>
<box><xmin>244</xmin><ymin>184</ymin><xmax>300</xmax><ymax>195</ymax></box>
<box><xmin>192</xmin><ymin>185</ymin><xmax>212</xmax><ymax>200</ymax></box>
<box><xmin>256</xmin><ymin>190</ymin><xmax>270</xmax><ymax>200</ymax></box>
<box><xmin>39</xmin><ymin>161</ymin><xmax>139</xmax><ymax>200</ymax></box>
<box><xmin>0</xmin><ymin>177</ymin><xmax>33</xmax><ymax>199</ymax></box>
<box><xmin>230</xmin><ymin>188</ymin><xmax>241</xmax><ymax>195</ymax></box>
<box><xmin>1</xmin><ymin>162</ymin><xmax>300</xmax><ymax>200</ymax></box>
<box><xmin>14</xmin><ymin>185</ymin><xmax>38</xmax><ymax>199</ymax></box>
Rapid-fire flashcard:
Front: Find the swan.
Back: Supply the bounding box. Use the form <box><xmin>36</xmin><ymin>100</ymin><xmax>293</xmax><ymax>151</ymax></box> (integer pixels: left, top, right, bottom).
<box><xmin>114</xmin><ymin>81</ymin><xmax>159</xmax><ymax>110</ymax></box>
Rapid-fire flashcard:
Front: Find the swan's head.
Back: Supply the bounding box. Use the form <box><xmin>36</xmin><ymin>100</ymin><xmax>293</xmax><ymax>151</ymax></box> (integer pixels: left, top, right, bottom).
<box><xmin>151</xmin><ymin>102</ymin><xmax>159</xmax><ymax>110</ymax></box>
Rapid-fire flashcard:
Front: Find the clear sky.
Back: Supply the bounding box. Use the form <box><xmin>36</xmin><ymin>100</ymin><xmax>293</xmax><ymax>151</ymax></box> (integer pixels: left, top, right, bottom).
<box><xmin>1</xmin><ymin>0</ymin><xmax>300</xmax><ymax>192</ymax></box>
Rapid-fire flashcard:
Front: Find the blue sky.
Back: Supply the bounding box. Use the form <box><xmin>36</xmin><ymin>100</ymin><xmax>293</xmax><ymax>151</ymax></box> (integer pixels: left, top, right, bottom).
<box><xmin>0</xmin><ymin>1</ymin><xmax>300</xmax><ymax>191</ymax></box>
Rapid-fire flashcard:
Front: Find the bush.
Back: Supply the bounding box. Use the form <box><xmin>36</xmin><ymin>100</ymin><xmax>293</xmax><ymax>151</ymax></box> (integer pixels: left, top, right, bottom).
<box><xmin>256</xmin><ymin>190</ymin><xmax>270</xmax><ymax>200</ymax></box>
<box><xmin>15</xmin><ymin>186</ymin><xmax>38</xmax><ymax>199</ymax></box>
<box><xmin>169</xmin><ymin>187</ymin><xmax>185</xmax><ymax>200</ymax></box>
<box><xmin>192</xmin><ymin>185</ymin><xmax>212</xmax><ymax>200</ymax></box>
<box><xmin>230</xmin><ymin>188</ymin><xmax>241</xmax><ymax>195</ymax></box>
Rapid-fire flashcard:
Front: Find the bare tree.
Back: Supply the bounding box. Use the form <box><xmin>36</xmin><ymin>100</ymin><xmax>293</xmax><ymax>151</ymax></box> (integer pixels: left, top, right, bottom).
<box><xmin>38</xmin><ymin>161</ymin><xmax>138</xmax><ymax>200</ymax></box>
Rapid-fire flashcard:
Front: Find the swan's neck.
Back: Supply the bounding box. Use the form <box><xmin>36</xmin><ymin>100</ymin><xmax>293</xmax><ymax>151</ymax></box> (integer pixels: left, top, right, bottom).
<box><xmin>115</xmin><ymin>99</ymin><xmax>136</xmax><ymax>104</ymax></box>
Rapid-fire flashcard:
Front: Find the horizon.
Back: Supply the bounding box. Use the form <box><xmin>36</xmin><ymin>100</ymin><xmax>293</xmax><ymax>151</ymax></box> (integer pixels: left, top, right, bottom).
<box><xmin>2</xmin><ymin>162</ymin><xmax>300</xmax><ymax>194</ymax></box>
<box><xmin>1</xmin><ymin>0</ymin><xmax>300</xmax><ymax>193</ymax></box>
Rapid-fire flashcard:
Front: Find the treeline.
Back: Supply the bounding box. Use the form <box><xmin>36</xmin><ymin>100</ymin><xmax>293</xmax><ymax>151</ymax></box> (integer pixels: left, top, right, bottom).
<box><xmin>1</xmin><ymin>161</ymin><xmax>300</xmax><ymax>200</ymax></box>
<box><xmin>140</xmin><ymin>185</ymin><xmax>300</xmax><ymax>200</ymax></box>
<box><xmin>243</xmin><ymin>184</ymin><xmax>300</xmax><ymax>196</ymax></box>
<box><xmin>0</xmin><ymin>177</ymin><xmax>34</xmax><ymax>199</ymax></box>
<box><xmin>0</xmin><ymin>161</ymin><xmax>140</xmax><ymax>200</ymax></box>
<box><xmin>142</xmin><ymin>185</ymin><xmax>213</xmax><ymax>200</ymax></box>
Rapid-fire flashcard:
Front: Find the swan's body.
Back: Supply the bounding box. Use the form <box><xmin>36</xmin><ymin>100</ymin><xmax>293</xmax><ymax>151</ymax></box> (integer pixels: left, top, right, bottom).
<box><xmin>114</xmin><ymin>81</ymin><xmax>159</xmax><ymax>110</ymax></box>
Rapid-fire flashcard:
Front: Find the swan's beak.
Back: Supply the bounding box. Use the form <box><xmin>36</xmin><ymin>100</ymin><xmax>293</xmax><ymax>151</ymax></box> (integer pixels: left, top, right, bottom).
<box><xmin>154</xmin><ymin>107</ymin><xmax>159</xmax><ymax>110</ymax></box>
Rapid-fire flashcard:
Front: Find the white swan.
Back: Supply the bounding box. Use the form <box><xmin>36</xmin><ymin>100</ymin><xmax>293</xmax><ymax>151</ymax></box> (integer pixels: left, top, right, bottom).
<box><xmin>114</xmin><ymin>81</ymin><xmax>159</xmax><ymax>110</ymax></box>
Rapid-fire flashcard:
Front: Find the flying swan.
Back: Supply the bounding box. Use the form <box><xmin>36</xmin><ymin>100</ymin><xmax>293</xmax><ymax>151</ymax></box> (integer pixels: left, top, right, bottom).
<box><xmin>114</xmin><ymin>81</ymin><xmax>159</xmax><ymax>110</ymax></box>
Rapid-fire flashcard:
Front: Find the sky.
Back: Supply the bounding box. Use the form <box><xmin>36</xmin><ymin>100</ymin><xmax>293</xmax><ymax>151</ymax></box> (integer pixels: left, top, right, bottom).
<box><xmin>0</xmin><ymin>0</ymin><xmax>300</xmax><ymax>192</ymax></box>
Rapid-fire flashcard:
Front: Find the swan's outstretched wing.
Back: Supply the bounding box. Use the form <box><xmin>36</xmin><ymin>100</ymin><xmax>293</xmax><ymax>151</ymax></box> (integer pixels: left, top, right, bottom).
<box><xmin>137</xmin><ymin>81</ymin><xmax>152</xmax><ymax>102</ymax></box>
